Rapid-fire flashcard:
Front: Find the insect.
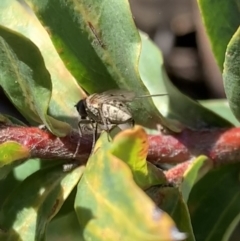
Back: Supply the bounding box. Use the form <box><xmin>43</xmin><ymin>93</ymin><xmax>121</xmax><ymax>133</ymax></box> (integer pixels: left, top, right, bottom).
<box><xmin>74</xmin><ymin>89</ymin><xmax>166</xmax><ymax>151</ymax></box>
<box><xmin>88</xmin><ymin>22</ymin><xmax>105</xmax><ymax>49</ymax></box>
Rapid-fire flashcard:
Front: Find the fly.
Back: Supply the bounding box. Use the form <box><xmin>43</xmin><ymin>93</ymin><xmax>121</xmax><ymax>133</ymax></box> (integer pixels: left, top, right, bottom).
<box><xmin>73</xmin><ymin>89</ymin><xmax>166</xmax><ymax>157</ymax></box>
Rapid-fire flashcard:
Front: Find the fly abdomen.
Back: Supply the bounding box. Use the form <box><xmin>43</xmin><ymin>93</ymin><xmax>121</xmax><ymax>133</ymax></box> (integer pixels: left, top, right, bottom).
<box><xmin>102</xmin><ymin>101</ymin><xmax>132</xmax><ymax>124</ymax></box>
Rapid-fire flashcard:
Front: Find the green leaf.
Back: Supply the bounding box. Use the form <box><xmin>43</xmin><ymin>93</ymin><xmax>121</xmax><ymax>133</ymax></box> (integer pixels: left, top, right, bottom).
<box><xmin>188</xmin><ymin>163</ymin><xmax>240</xmax><ymax>241</ymax></box>
<box><xmin>28</xmin><ymin>0</ymin><xmax>118</xmax><ymax>93</ymax></box>
<box><xmin>47</xmin><ymin>211</ymin><xmax>84</xmax><ymax>241</ymax></box>
<box><xmin>223</xmin><ymin>27</ymin><xmax>240</xmax><ymax>122</ymax></box>
<box><xmin>223</xmin><ymin>212</ymin><xmax>240</xmax><ymax>241</ymax></box>
<box><xmin>146</xmin><ymin>186</ymin><xmax>195</xmax><ymax>241</ymax></box>
<box><xmin>0</xmin><ymin>0</ymin><xmax>86</xmax><ymax>129</ymax></box>
<box><xmin>0</xmin><ymin>164</ymin><xmax>84</xmax><ymax>241</ymax></box>
<box><xmin>0</xmin><ymin>141</ymin><xmax>30</xmax><ymax>167</ymax></box>
<box><xmin>22</xmin><ymin>0</ymin><xmax>179</xmax><ymax>131</ymax></box>
<box><xmin>139</xmin><ymin>31</ymin><xmax>232</xmax><ymax>129</ymax></box>
<box><xmin>0</xmin><ymin>25</ymin><xmax>70</xmax><ymax>136</ymax></box>
<box><xmin>200</xmin><ymin>99</ymin><xmax>239</xmax><ymax>126</ymax></box>
<box><xmin>0</xmin><ymin>114</ymin><xmax>12</xmax><ymax>124</ymax></box>
<box><xmin>0</xmin><ymin>113</ymin><xmax>27</xmax><ymax>127</ymax></box>
<box><xmin>75</xmin><ymin>133</ymin><xmax>186</xmax><ymax>241</ymax></box>
<box><xmin>197</xmin><ymin>0</ymin><xmax>240</xmax><ymax>70</ymax></box>
<box><xmin>180</xmin><ymin>156</ymin><xmax>213</xmax><ymax>202</ymax></box>
<box><xmin>0</xmin><ymin>159</ymin><xmax>59</xmax><ymax>208</ymax></box>
<box><xmin>110</xmin><ymin>125</ymin><xmax>166</xmax><ymax>189</ymax></box>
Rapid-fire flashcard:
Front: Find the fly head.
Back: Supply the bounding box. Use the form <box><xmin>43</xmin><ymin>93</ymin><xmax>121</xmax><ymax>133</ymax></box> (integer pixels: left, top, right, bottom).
<box><xmin>75</xmin><ymin>99</ymin><xmax>88</xmax><ymax>119</ymax></box>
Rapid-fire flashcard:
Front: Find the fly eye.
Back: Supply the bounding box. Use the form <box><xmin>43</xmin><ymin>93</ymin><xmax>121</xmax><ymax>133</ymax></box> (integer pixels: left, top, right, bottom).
<box><xmin>75</xmin><ymin>100</ymin><xmax>87</xmax><ymax>118</ymax></box>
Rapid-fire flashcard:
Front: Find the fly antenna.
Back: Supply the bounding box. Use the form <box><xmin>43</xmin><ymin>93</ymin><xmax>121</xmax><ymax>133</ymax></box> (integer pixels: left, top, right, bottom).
<box><xmin>135</xmin><ymin>93</ymin><xmax>168</xmax><ymax>99</ymax></box>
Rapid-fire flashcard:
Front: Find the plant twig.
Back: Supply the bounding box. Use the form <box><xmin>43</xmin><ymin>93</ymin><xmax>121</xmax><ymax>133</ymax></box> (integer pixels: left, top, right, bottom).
<box><xmin>0</xmin><ymin>123</ymin><xmax>91</xmax><ymax>163</ymax></box>
<box><xmin>164</xmin><ymin>161</ymin><xmax>193</xmax><ymax>184</ymax></box>
<box><xmin>1</xmin><ymin>123</ymin><xmax>240</xmax><ymax>182</ymax></box>
<box><xmin>148</xmin><ymin>128</ymin><xmax>240</xmax><ymax>165</ymax></box>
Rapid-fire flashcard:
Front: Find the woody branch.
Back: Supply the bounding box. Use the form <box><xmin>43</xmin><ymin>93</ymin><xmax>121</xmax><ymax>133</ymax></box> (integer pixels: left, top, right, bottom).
<box><xmin>1</xmin><ymin>123</ymin><xmax>239</xmax><ymax>181</ymax></box>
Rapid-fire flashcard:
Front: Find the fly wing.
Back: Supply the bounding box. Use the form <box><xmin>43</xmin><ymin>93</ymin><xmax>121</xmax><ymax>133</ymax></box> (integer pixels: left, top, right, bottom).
<box><xmin>90</xmin><ymin>89</ymin><xmax>136</xmax><ymax>103</ymax></box>
<box><xmin>102</xmin><ymin>89</ymin><xmax>136</xmax><ymax>101</ymax></box>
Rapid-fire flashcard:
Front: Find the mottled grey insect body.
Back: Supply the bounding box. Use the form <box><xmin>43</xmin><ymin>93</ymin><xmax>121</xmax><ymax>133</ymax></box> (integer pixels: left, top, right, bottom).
<box><xmin>102</xmin><ymin>101</ymin><xmax>132</xmax><ymax>124</ymax></box>
<box><xmin>73</xmin><ymin>89</ymin><xmax>166</xmax><ymax>158</ymax></box>
<box><xmin>82</xmin><ymin>98</ymin><xmax>133</xmax><ymax>134</ymax></box>
<box><xmin>86</xmin><ymin>99</ymin><xmax>132</xmax><ymax>126</ymax></box>
<box><xmin>75</xmin><ymin>89</ymin><xmax>166</xmax><ymax>133</ymax></box>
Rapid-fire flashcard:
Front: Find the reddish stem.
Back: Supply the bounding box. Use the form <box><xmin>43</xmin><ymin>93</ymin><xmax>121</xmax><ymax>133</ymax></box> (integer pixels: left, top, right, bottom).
<box><xmin>148</xmin><ymin>128</ymin><xmax>240</xmax><ymax>165</ymax></box>
<box><xmin>0</xmin><ymin>124</ymin><xmax>92</xmax><ymax>164</ymax></box>
<box><xmin>164</xmin><ymin>161</ymin><xmax>192</xmax><ymax>184</ymax></box>
<box><xmin>1</xmin><ymin>124</ymin><xmax>240</xmax><ymax>181</ymax></box>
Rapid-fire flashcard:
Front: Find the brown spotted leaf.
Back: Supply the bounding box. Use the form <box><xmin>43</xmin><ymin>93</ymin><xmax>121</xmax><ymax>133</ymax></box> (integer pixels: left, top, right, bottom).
<box><xmin>75</xmin><ymin>132</ymin><xmax>186</xmax><ymax>240</ymax></box>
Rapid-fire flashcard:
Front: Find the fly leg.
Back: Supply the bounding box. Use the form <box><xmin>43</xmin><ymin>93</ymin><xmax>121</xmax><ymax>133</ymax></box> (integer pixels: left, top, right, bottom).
<box><xmin>89</xmin><ymin>122</ymin><xmax>98</xmax><ymax>155</ymax></box>
<box><xmin>72</xmin><ymin>118</ymin><xmax>93</xmax><ymax>159</ymax></box>
<box><xmin>131</xmin><ymin>118</ymin><xmax>135</xmax><ymax>127</ymax></box>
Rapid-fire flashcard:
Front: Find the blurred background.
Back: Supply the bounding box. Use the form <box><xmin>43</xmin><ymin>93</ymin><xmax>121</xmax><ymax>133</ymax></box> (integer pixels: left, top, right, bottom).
<box><xmin>129</xmin><ymin>1</ymin><xmax>238</xmax><ymax>240</ymax></box>
<box><xmin>129</xmin><ymin>0</ymin><xmax>225</xmax><ymax>100</ymax></box>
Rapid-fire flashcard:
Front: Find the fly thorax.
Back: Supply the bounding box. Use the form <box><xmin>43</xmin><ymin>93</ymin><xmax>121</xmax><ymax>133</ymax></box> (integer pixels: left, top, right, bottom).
<box><xmin>102</xmin><ymin>101</ymin><xmax>132</xmax><ymax>124</ymax></box>
<box><xmin>85</xmin><ymin>100</ymin><xmax>100</xmax><ymax>121</ymax></box>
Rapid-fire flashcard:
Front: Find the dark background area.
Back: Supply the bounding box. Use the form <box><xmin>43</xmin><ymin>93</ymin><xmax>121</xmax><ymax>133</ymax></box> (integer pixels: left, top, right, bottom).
<box><xmin>129</xmin><ymin>0</ymin><xmax>225</xmax><ymax>100</ymax></box>
<box><xmin>129</xmin><ymin>1</ymin><xmax>239</xmax><ymax>240</ymax></box>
